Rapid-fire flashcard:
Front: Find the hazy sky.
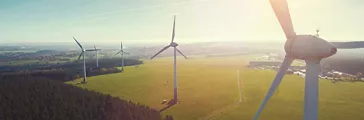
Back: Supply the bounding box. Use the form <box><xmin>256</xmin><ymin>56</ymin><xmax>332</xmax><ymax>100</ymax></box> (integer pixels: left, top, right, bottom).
<box><xmin>1</xmin><ymin>0</ymin><xmax>364</xmax><ymax>44</ymax></box>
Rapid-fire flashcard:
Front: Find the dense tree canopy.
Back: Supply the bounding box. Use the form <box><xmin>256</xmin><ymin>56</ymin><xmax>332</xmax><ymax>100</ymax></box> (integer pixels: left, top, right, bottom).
<box><xmin>1</xmin><ymin>67</ymin><xmax>122</xmax><ymax>82</ymax></box>
<box><xmin>321</xmin><ymin>58</ymin><xmax>364</xmax><ymax>75</ymax></box>
<box><xmin>0</xmin><ymin>76</ymin><xmax>172</xmax><ymax>120</ymax></box>
<box><xmin>0</xmin><ymin>58</ymin><xmax>143</xmax><ymax>82</ymax></box>
<box><xmin>0</xmin><ymin>58</ymin><xmax>142</xmax><ymax>72</ymax></box>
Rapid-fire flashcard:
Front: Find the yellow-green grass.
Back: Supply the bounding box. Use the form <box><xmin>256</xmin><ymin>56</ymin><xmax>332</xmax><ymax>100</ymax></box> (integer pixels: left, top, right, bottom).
<box><xmin>67</xmin><ymin>55</ymin><xmax>364</xmax><ymax>120</ymax></box>
<box><xmin>212</xmin><ymin>76</ymin><xmax>364</xmax><ymax>120</ymax></box>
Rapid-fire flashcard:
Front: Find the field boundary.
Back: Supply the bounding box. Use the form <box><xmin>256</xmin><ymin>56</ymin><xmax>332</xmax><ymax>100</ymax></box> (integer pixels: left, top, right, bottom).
<box><xmin>199</xmin><ymin>101</ymin><xmax>243</xmax><ymax>120</ymax></box>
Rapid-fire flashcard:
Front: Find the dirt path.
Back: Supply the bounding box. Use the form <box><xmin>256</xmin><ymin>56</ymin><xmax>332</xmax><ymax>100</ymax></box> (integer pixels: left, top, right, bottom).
<box><xmin>199</xmin><ymin>101</ymin><xmax>243</xmax><ymax>120</ymax></box>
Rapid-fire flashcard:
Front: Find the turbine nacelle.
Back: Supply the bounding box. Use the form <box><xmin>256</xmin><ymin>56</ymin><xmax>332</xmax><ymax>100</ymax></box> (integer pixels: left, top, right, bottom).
<box><xmin>150</xmin><ymin>16</ymin><xmax>187</xmax><ymax>60</ymax></box>
<box><xmin>285</xmin><ymin>35</ymin><xmax>337</xmax><ymax>60</ymax></box>
<box><xmin>170</xmin><ymin>42</ymin><xmax>179</xmax><ymax>47</ymax></box>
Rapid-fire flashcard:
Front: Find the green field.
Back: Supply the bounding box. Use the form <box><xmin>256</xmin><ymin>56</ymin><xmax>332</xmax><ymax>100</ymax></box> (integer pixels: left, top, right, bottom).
<box><xmin>67</xmin><ymin>55</ymin><xmax>364</xmax><ymax>120</ymax></box>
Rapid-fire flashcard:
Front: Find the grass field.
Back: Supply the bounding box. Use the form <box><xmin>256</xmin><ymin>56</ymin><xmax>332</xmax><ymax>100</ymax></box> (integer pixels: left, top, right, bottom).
<box><xmin>67</xmin><ymin>55</ymin><xmax>364</xmax><ymax>120</ymax></box>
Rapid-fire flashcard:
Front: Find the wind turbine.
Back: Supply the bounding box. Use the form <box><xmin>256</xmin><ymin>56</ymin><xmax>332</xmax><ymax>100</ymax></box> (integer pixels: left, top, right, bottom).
<box><xmin>114</xmin><ymin>41</ymin><xmax>129</xmax><ymax>72</ymax></box>
<box><xmin>150</xmin><ymin>15</ymin><xmax>188</xmax><ymax>102</ymax></box>
<box><xmin>253</xmin><ymin>0</ymin><xmax>364</xmax><ymax>120</ymax></box>
<box><xmin>90</xmin><ymin>45</ymin><xmax>101</xmax><ymax>68</ymax></box>
<box><xmin>315</xmin><ymin>28</ymin><xmax>320</xmax><ymax>37</ymax></box>
<box><xmin>73</xmin><ymin>37</ymin><xmax>97</xmax><ymax>84</ymax></box>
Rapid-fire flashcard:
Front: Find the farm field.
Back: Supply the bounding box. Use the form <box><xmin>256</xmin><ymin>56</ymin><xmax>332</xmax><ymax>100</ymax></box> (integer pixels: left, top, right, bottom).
<box><xmin>67</xmin><ymin>55</ymin><xmax>364</xmax><ymax>120</ymax></box>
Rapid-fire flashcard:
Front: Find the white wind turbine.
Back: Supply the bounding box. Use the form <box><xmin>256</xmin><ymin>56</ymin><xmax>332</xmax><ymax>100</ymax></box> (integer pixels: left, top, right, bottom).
<box><xmin>114</xmin><ymin>41</ymin><xmax>130</xmax><ymax>72</ymax></box>
<box><xmin>90</xmin><ymin>45</ymin><xmax>102</xmax><ymax>68</ymax></box>
<box><xmin>73</xmin><ymin>37</ymin><xmax>97</xmax><ymax>84</ymax></box>
<box><xmin>315</xmin><ymin>28</ymin><xmax>320</xmax><ymax>37</ymax></box>
<box><xmin>150</xmin><ymin>15</ymin><xmax>188</xmax><ymax>102</ymax></box>
<box><xmin>253</xmin><ymin>0</ymin><xmax>364</xmax><ymax>120</ymax></box>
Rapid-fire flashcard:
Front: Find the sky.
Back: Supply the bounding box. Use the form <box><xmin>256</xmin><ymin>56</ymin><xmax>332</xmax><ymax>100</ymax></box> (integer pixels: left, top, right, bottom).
<box><xmin>1</xmin><ymin>0</ymin><xmax>364</xmax><ymax>45</ymax></box>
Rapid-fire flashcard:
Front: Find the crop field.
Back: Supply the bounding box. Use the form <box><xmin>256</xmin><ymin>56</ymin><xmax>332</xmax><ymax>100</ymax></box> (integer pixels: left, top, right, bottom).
<box><xmin>67</xmin><ymin>55</ymin><xmax>364</xmax><ymax>120</ymax></box>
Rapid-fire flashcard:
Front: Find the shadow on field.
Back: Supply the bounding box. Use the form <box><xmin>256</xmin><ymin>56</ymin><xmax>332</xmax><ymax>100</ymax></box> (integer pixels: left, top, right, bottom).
<box><xmin>159</xmin><ymin>99</ymin><xmax>177</xmax><ymax>112</ymax></box>
<box><xmin>75</xmin><ymin>81</ymin><xmax>87</xmax><ymax>85</ymax></box>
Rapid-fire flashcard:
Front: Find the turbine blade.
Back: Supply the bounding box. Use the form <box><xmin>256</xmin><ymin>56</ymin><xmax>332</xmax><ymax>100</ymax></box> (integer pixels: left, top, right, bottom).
<box><xmin>73</xmin><ymin>37</ymin><xmax>83</xmax><ymax>49</ymax></box>
<box><xmin>85</xmin><ymin>49</ymin><xmax>96</xmax><ymax>51</ymax></box>
<box><xmin>303</xmin><ymin>60</ymin><xmax>321</xmax><ymax>120</ymax></box>
<box><xmin>176</xmin><ymin>48</ymin><xmax>187</xmax><ymax>59</ymax></box>
<box><xmin>114</xmin><ymin>51</ymin><xmax>122</xmax><ymax>56</ymax></box>
<box><xmin>171</xmin><ymin>15</ymin><xmax>176</xmax><ymax>43</ymax></box>
<box><xmin>269</xmin><ymin>0</ymin><xmax>296</xmax><ymax>40</ymax></box>
<box><xmin>253</xmin><ymin>56</ymin><xmax>294</xmax><ymax>120</ymax></box>
<box><xmin>78</xmin><ymin>52</ymin><xmax>84</xmax><ymax>60</ymax></box>
<box><xmin>150</xmin><ymin>45</ymin><xmax>171</xmax><ymax>59</ymax></box>
<box><xmin>330</xmin><ymin>41</ymin><xmax>364</xmax><ymax>49</ymax></box>
<box><xmin>94</xmin><ymin>45</ymin><xmax>97</xmax><ymax>50</ymax></box>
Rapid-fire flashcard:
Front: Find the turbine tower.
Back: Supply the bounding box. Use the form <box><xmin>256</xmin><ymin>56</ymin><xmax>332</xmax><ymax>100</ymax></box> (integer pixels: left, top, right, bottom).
<box><xmin>150</xmin><ymin>15</ymin><xmax>188</xmax><ymax>102</ymax></box>
<box><xmin>253</xmin><ymin>0</ymin><xmax>364</xmax><ymax>120</ymax></box>
<box><xmin>73</xmin><ymin>37</ymin><xmax>97</xmax><ymax>84</ymax></box>
<box><xmin>114</xmin><ymin>41</ymin><xmax>129</xmax><ymax>72</ymax></box>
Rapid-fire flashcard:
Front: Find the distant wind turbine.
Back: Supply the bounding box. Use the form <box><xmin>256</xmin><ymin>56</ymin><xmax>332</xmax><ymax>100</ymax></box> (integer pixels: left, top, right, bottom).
<box><xmin>114</xmin><ymin>41</ymin><xmax>130</xmax><ymax>72</ymax></box>
<box><xmin>73</xmin><ymin>37</ymin><xmax>97</xmax><ymax>84</ymax></box>
<box><xmin>315</xmin><ymin>28</ymin><xmax>320</xmax><ymax>37</ymax></box>
<box><xmin>90</xmin><ymin>45</ymin><xmax>102</xmax><ymax>67</ymax></box>
<box><xmin>150</xmin><ymin>15</ymin><xmax>188</xmax><ymax>102</ymax></box>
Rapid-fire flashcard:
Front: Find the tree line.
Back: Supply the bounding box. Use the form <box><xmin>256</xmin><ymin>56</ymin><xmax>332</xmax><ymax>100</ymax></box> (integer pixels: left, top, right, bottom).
<box><xmin>0</xmin><ymin>58</ymin><xmax>143</xmax><ymax>83</ymax></box>
<box><xmin>1</xmin><ymin>67</ymin><xmax>122</xmax><ymax>82</ymax></box>
<box><xmin>321</xmin><ymin>58</ymin><xmax>364</xmax><ymax>75</ymax></box>
<box><xmin>0</xmin><ymin>75</ymin><xmax>173</xmax><ymax>120</ymax></box>
<box><xmin>0</xmin><ymin>58</ymin><xmax>142</xmax><ymax>73</ymax></box>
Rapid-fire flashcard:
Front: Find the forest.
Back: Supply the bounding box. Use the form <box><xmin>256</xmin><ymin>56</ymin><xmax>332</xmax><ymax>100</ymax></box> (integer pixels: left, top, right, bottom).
<box><xmin>1</xmin><ymin>67</ymin><xmax>122</xmax><ymax>82</ymax></box>
<box><xmin>0</xmin><ymin>58</ymin><xmax>142</xmax><ymax>72</ymax></box>
<box><xmin>0</xmin><ymin>75</ymin><xmax>173</xmax><ymax>120</ymax></box>
<box><xmin>321</xmin><ymin>57</ymin><xmax>364</xmax><ymax>75</ymax></box>
<box><xmin>0</xmin><ymin>58</ymin><xmax>143</xmax><ymax>82</ymax></box>
<box><xmin>0</xmin><ymin>51</ymin><xmax>176</xmax><ymax>119</ymax></box>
